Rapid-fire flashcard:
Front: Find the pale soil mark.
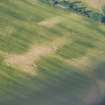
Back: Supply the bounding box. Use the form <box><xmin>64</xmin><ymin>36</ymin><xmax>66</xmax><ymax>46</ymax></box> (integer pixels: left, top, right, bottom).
<box><xmin>84</xmin><ymin>0</ymin><xmax>105</xmax><ymax>10</ymax></box>
<box><xmin>65</xmin><ymin>56</ymin><xmax>91</xmax><ymax>71</ymax></box>
<box><xmin>89</xmin><ymin>0</ymin><xmax>100</xmax><ymax>9</ymax></box>
<box><xmin>38</xmin><ymin>16</ymin><xmax>64</xmax><ymax>28</ymax></box>
<box><xmin>4</xmin><ymin>37</ymin><xmax>67</xmax><ymax>75</ymax></box>
<box><xmin>65</xmin><ymin>49</ymin><xmax>105</xmax><ymax>71</ymax></box>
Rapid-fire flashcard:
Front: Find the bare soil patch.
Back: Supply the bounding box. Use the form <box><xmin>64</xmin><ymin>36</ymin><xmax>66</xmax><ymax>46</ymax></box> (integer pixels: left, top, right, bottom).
<box><xmin>38</xmin><ymin>16</ymin><xmax>63</xmax><ymax>28</ymax></box>
<box><xmin>65</xmin><ymin>56</ymin><xmax>91</xmax><ymax>71</ymax></box>
<box><xmin>4</xmin><ymin>37</ymin><xmax>66</xmax><ymax>75</ymax></box>
<box><xmin>65</xmin><ymin>49</ymin><xmax>105</xmax><ymax>71</ymax></box>
<box><xmin>85</xmin><ymin>0</ymin><xmax>105</xmax><ymax>10</ymax></box>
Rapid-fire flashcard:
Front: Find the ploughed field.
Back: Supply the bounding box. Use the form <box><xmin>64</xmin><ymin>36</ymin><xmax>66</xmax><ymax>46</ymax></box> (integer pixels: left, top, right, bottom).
<box><xmin>0</xmin><ymin>0</ymin><xmax>105</xmax><ymax>105</ymax></box>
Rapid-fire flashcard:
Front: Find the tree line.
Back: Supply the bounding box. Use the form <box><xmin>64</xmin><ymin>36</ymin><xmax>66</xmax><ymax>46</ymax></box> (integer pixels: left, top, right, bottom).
<box><xmin>41</xmin><ymin>0</ymin><xmax>105</xmax><ymax>23</ymax></box>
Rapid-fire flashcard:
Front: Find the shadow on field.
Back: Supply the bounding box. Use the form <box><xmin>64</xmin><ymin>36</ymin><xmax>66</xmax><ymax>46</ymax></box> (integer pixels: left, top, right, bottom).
<box><xmin>0</xmin><ymin>58</ymin><xmax>105</xmax><ymax>105</ymax></box>
<box><xmin>94</xmin><ymin>61</ymin><xmax>105</xmax><ymax>81</ymax></box>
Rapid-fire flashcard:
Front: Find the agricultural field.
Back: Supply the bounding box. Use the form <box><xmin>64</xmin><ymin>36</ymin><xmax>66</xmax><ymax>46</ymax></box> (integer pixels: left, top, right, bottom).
<box><xmin>0</xmin><ymin>0</ymin><xmax>105</xmax><ymax>105</ymax></box>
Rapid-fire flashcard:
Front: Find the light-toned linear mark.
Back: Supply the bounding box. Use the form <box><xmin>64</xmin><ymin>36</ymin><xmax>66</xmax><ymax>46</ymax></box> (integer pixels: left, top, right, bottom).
<box><xmin>65</xmin><ymin>48</ymin><xmax>105</xmax><ymax>72</ymax></box>
<box><xmin>4</xmin><ymin>37</ymin><xmax>67</xmax><ymax>75</ymax></box>
<box><xmin>38</xmin><ymin>16</ymin><xmax>64</xmax><ymax>28</ymax></box>
<box><xmin>65</xmin><ymin>56</ymin><xmax>91</xmax><ymax>71</ymax></box>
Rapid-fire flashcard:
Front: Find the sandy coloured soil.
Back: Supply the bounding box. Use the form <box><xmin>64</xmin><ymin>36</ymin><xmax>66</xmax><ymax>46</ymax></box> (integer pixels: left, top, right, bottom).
<box><xmin>65</xmin><ymin>56</ymin><xmax>91</xmax><ymax>71</ymax></box>
<box><xmin>84</xmin><ymin>0</ymin><xmax>105</xmax><ymax>10</ymax></box>
<box><xmin>65</xmin><ymin>48</ymin><xmax>105</xmax><ymax>72</ymax></box>
<box><xmin>4</xmin><ymin>37</ymin><xmax>66</xmax><ymax>75</ymax></box>
<box><xmin>38</xmin><ymin>16</ymin><xmax>64</xmax><ymax>28</ymax></box>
